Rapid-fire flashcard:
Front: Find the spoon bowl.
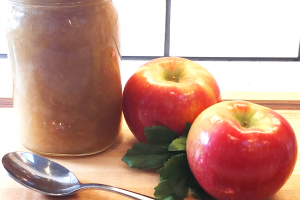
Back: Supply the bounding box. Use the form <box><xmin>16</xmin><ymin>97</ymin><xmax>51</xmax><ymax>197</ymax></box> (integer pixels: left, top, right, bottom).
<box><xmin>2</xmin><ymin>151</ymin><xmax>154</xmax><ymax>200</ymax></box>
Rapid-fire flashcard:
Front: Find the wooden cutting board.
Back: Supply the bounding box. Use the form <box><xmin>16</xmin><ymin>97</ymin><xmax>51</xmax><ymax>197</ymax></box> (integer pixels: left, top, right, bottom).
<box><xmin>0</xmin><ymin>108</ymin><xmax>299</xmax><ymax>200</ymax></box>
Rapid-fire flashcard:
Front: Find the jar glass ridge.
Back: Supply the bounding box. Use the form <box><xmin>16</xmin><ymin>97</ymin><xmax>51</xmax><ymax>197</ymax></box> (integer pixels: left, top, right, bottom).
<box><xmin>7</xmin><ymin>0</ymin><xmax>122</xmax><ymax>156</ymax></box>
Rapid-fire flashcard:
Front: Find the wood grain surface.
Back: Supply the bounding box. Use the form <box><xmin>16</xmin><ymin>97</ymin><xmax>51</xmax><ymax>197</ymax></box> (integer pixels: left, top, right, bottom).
<box><xmin>0</xmin><ymin>107</ymin><xmax>299</xmax><ymax>200</ymax></box>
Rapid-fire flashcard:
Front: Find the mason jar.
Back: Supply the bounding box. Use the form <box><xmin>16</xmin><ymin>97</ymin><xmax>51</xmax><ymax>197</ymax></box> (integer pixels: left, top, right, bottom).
<box><xmin>7</xmin><ymin>0</ymin><xmax>122</xmax><ymax>156</ymax></box>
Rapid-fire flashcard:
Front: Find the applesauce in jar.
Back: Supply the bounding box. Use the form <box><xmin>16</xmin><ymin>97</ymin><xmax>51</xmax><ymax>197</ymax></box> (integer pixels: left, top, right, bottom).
<box><xmin>7</xmin><ymin>0</ymin><xmax>122</xmax><ymax>156</ymax></box>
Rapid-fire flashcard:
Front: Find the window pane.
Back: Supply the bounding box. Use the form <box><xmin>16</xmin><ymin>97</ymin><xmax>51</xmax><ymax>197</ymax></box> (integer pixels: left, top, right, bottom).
<box><xmin>113</xmin><ymin>0</ymin><xmax>165</xmax><ymax>56</ymax></box>
<box><xmin>170</xmin><ymin>0</ymin><xmax>300</xmax><ymax>57</ymax></box>
<box><xmin>0</xmin><ymin>0</ymin><xmax>10</xmax><ymax>54</ymax></box>
<box><xmin>194</xmin><ymin>61</ymin><xmax>300</xmax><ymax>93</ymax></box>
<box><xmin>0</xmin><ymin>59</ymin><xmax>12</xmax><ymax>97</ymax></box>
<box><xmin>1</xmin><ymin>59</ymin><xmax>300</xmax><ymax>98</ymax></box>
<box><xmin>120</xmin><ymin>60</ymin><xmax>300</xmax><ymax>93</ymax></box>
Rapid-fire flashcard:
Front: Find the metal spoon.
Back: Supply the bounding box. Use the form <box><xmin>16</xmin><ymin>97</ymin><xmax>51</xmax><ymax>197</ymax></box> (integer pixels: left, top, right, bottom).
<box><xmin>2</xmin><ymin>151</ymin><xmax>154</xmax><ymax>200</ymax></box>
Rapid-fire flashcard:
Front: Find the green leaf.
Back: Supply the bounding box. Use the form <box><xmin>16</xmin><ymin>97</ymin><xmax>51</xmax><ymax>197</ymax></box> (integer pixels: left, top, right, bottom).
<box><xmin>155</xmin><ymin>178</ymin><xmax>189</xmax><ymax>200</ymax></box>
<box><xmin>122</xmin><ymin>123</ymin><xmax>212</xmax><ymax>200</ymax></box>
<box><xmin>154</xmin><ymin>154</ymin><xmax>190</xmax><ymax>200</ymax></box>
<box><xmin>163</xmin><ymin>196</ymin><xmax>177</xmax><ymax>200</ymax></box>
<box><xmin>188</xmin><ymin>175</ymin><xmax>213</xmax><ymax>200</ymax></box>
<box><xmin>168</xmin><ymin>136</ymin><xmax>187</xmax><ymax>151</ymax></box>
<box><xmin>183</xmin><ymin>122</ymin><xmax>192</xmax><ymax>137</ymax></box>
<box><xmin>145</xmin><ymin>126</ymin><xmax>178</xmax><ymax>146</ymax></box>
<box><xmin>122</xmin><ymin>143</ymin><xmax>174</xmax><ymax>169</ymax></box>
<box><xmin>158</xmin><ymin>153</ymin><xmax>189</xmax><ymax>181</ymax></box>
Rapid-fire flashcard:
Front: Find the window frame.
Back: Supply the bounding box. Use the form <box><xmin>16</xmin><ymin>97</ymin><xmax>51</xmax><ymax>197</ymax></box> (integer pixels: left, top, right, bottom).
<box><xmin>1</xmin><ymin>0</ymin><xmax>300</xmax><ymax>61</ymax></box>
<box><xmin>122</xmin><ymin>0</ymin><xmax>300</xmax><ymax>62</ymax></box>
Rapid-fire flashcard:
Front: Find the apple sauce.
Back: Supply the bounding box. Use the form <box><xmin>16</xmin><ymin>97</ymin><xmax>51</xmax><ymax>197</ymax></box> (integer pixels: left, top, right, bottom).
<box><xmin>7</xmin><ymin>0</ymin><xmax>122</xmax><ymax>156</ymax></box>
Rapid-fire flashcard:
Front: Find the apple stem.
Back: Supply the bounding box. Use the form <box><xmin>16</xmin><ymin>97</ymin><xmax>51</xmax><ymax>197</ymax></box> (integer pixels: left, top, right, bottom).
<box><xmin>172</xmin><ymin>76</ymin><xmax>176</xmax><ymax>81</ymax></box>
<box><xmin>243</xmin><ymin>121</ymin><xmax>248</xmax><ymax>127</ymax></box>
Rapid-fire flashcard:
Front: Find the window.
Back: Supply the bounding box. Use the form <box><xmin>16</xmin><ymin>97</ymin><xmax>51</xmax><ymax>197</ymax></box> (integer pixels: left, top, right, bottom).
<box><xmin>1</xmin><ymin>0</ymin><xmax>300</xmax><ymax>105</ymax></box>
<box><xmin>0</xmin><ymin>0</ymin><xmax>9</xmax><ymax>55</ymax></box>
<box><xmin>170</xmin><ymin>0</ymin><xmax>300</xmax><ymax>58</ymax></box>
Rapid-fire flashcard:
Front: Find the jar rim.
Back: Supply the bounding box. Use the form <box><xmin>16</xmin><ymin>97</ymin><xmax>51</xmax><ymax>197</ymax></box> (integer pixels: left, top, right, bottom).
<box><xmin>8</xmin><ymin>0</ymin><xmax>109</xmax><ymax>7</ymax></box>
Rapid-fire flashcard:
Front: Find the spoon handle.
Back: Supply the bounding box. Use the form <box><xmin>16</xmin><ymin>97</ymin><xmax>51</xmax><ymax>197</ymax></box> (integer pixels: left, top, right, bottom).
<box><xmin>80</xmin><ymin>183</ymin><xmax>155</xmax><ymax>200</ymax></box>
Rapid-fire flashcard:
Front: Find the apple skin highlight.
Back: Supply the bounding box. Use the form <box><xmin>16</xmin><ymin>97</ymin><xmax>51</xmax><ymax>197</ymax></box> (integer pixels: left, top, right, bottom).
<box><xmin>187</xmin><ymin>101</ymin><xmax>298</xmax><ymax>200</ymax></box>
<box><xmin>122</xmin><ymin>57</ymin><xmax>221</xmax><ymax>142</ymax></box>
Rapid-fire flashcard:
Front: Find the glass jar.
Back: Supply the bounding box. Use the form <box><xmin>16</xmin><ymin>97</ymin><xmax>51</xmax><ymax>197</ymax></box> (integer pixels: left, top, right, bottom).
<box><xmin>7</xmin><ymin>0</ymin><xmax>122</xmax><ymax>156</ymax></box>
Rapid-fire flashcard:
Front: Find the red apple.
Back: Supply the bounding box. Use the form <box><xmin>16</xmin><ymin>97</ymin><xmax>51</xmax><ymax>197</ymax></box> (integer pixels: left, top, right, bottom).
<box><xmin>122</xmin><ymin>57</ymin><xmax>221</xmax><ymax>142</ymax></box>
<box><xmin>187</xmin><ymin>101</ymin><xmax>298</xmax><ymax>200</ymax></box>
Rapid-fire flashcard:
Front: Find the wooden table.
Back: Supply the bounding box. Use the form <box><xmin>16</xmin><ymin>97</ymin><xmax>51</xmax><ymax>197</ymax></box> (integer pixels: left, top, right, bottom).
<box><xmin>0</xmin><ymin>107</ymin><xmax>300</xmax><ymax>200</ymax></box>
